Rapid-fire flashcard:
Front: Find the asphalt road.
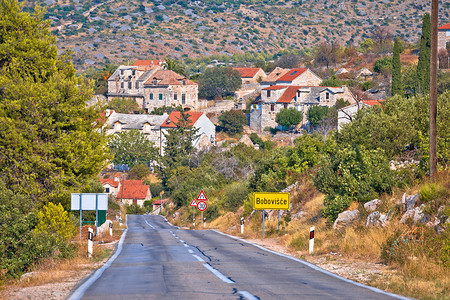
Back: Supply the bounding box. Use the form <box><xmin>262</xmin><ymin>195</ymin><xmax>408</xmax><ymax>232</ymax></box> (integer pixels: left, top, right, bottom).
<box><xmin>70</xmin><ymin>215</ymin><xmax>407</xmax><ymax>300</ymax></box>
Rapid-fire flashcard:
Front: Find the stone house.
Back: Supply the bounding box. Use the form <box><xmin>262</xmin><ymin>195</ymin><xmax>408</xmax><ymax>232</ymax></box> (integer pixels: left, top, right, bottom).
<box><xmin>100</xmin><ymin>178</ymin><xmax>120</xmax><ymax>195</ymax></box>
<box><xmin>104</xmin><ymin>110</ymin><xmax>168</xmax><ymax>147</ymax></box>
<box><xmin>260</xmin><ymin>67</ymin><xmax>322</xmax><ymax>88</ymax></box>
<box><xmin>107</xmin><ymin>62</ymin><xmax>198</xmax><ymax>112</ymax></box>
<box><xmin>250</xmin><ymin>85</ymin><xmax>356</xmax><ymax>131</ymax></box>
<box><xmin>116</xmin><ymin>180</ymin><xmax>152</xmax><ymax>207</ymax></box>
<box><xmin>438</xmin><ymin>23</ymin><xmax>450</xmax><ymax>69</ymax></box>
<box><xmin>338</xmin><ymin>100</ymin><xmax>383</xmax><ymax>131</ymax></box>
<box><xmin>160</xmin><ymin>111</ymin><xmax>216</xmax><ymax>155</ymax></box>
<box><xmin>233</xmin><ymin>67</ymin><xmax>267</xmax><ymax>84</ymax></box>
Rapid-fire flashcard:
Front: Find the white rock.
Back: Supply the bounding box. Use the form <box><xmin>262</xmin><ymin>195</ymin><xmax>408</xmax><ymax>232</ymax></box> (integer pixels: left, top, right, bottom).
<box><xmin>364</xmin><ymin>199</ymin><xmax>381</xmax><ymax>212</ymax></box>
<box><xmin>333</xmin><ymin>210</ymin><xmax>360</xmax><ymax>230</ymax></box>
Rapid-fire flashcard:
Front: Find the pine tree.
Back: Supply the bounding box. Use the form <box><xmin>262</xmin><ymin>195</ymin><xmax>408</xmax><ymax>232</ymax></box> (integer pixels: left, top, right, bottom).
<box><xmin>391</xmin><ymin>37</ymin><xmax>403</xmax><ymax>96</ymax></box>
<box><xmin>0</xmin><ymin>0</ymin><xmax>109</xmax><ymax>207</ymax></box>
<box><xmin>416</xmin><ymin>13</ymin><xmax>431</xmax><ymax>94</ymax></box>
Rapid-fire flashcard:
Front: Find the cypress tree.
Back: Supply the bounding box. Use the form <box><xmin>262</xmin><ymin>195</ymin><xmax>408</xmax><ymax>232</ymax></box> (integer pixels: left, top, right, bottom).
<box><xmin>416</xmin><ymin>13</ymin><xmax>431</xmax><ymax>94</ymax></box>
<box><xmin>391</xmin><ymin>37</ymin><xmax>403</xmax><ymax>96</ymax></box>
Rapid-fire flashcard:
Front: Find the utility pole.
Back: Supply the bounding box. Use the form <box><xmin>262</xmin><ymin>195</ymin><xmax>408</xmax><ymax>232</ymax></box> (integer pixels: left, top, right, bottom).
<box><xmin>430</xmin><ymin>0</ymin><xmax>438</xmax><ymax>177</ymax></box>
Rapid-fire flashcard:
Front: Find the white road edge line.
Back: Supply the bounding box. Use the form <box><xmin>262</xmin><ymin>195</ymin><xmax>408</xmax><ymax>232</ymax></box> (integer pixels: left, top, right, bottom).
<box><xmin>68</xmin><ymin>215</ymin><xmax>129</xmax><ymax>300</ymax></box>
<box><xmin>203</xmin><ymin>263</ymin><xmax>234</xmax><ymax>284</ymax></box>
<box><xmin>212</xmin><ymin>230</ymin><xmax>410</xmax><ymax>300</ymax></box>
<box><xmin>192</xmin><ymin>255</ymin><xmax>205</xmax><ymax>262</ymax></box>
<box><xmin>238</xmin><ymin>291</ymin><xmax>258</xmax><ymax>300</ymax></box>
<box><xmin>161</xmin><ymin>216</ymin><xmax>180</xmax><ymax>229</ymax></box>
<box><xmin>143</xmin><ymin>216</ymin><xmax>156</xmax><ymax>229</ymax></box>
<box><xmin>184</xmin><ymin>243</ymin><xmax>189</xmax><ymax>247</ymax></box>
<box><xmin>188</xmin><ymin>249</ymin><xmax>194</xmax><ymax>253</ymax></box>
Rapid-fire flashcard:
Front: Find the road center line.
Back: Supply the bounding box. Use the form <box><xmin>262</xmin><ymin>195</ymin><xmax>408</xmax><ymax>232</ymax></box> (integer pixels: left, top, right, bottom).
<box><xmin>238</xmin><ymin>291</ymin><xmax>258</xmax><ymax>300</ymax></box>
<box><xmin>142</xmin><ymin>217</ymin><xmax>156</xmax><ymax>229</ymax></box>
<box><xmin>192</xmin><ymin>255</ymin><xmax>205</xmax><ymax>262</ymax></box>
<box><xmin>203</xmin><ymin>263</ymin><xmax>234</xmax><ymax>284</ymax></box>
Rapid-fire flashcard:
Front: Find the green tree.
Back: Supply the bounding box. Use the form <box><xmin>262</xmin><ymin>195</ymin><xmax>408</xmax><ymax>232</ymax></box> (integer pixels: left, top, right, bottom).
<box><xmin>198</xmin><ymin>67</ymin><xmax>242</xmax><ymax>99</ymax></box>
<box><xmin>162</xmin><ymin>57</ymin><xmax>186</xmax><ymax>76</ymax></box>
<box><xmin>108</xmin><ymin>130</ymin><xmax>158</xmax><ymax>168</ymax></box>
<box><xmin>128</xmin><ymin>163</ymin><xmax>151</xmax><ymax>180</ymax></box>
<box><xmin>219</xmin><ymin>110</ymin><xmax>247</xmax><ymax>134</ymax></box>
<box><xmin>314</xmin><ymin>145</ymin><xmax>395</xmax><ymax>221</ymax></box>
<box><xmin>35</xmin><ymin>202</ymin><xmax>76</xmax><ymax>243</ymax></box>
<box><xmin>161</xmin><ymin>111</ymin><xmax>200</xmax><ymax>174</ymax></box>
<box><xmin>275</xmin><ymin>107</ymin><xmax>303</xmax><ymax>129</ymax></box>
<box><xmin>391</xmin><ymin>37</ymin><xmax>403</xmax><ymax>96</ymax></box>
<box><xmin>0</xmin><ymin>0</ymin><xmax>109</xmax><ymax>206</ymax></box>
<box><xmin>306</xmin><ymin>105</ymin><xmax>330</xmax><ymax>127</ymax></box>
<box><xmin>416</xmin><ymin>13</ymin><xmax>431</xmax><ymax>95</ymax></box>
<box><xmin>107</xmin><ymin>97</ymin><xmax>141</xmax><ymax>113</ymax></box>
<box><xmin>373</xmin><ymin>56</ymin><xmax>392</xmax><ymax>74</ymax></box>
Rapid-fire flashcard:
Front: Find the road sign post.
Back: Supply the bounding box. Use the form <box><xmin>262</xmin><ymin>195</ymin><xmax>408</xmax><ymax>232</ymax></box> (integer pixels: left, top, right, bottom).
<box><xmin>262</xmin><ymin>210</ymin><xmax>265</xmax><ymax>238</ymax></box>
<box><xmin>252</xmin><ymin>192</ymin><xmax>290</xmax><ymax>239</ymax></box>
<box><xmin>88</xmin><ymin>227</ymin><xmax>93</xmax><ymax>257</ymax></box>
<box><xmin>190</xmin><ymin>199</ymin><xmax>197</xmax><ymax>229</ymax></box>
<box><xmin>309</xmin><ymin>226</ymin><xmax>315</xmax><ymax>254</ymax></box>
<box><xmin>71</xmin><ymin>193</ymin><xmax>108</xmax><ymax>241</ymax></box>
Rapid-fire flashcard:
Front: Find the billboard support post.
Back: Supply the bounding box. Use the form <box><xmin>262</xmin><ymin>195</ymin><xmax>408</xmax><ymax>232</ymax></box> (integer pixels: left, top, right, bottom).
<box><xmin>252</xmin><ymin>192</ymin><xmax>290</xmax><ymax>239</ymax></box>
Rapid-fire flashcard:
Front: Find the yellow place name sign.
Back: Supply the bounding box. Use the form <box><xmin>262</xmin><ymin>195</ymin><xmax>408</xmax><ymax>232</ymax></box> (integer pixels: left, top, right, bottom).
<box><xmin>253</xmin><ymin>192</ymin><xmax>290</xmax><ymax>210</ymax></box>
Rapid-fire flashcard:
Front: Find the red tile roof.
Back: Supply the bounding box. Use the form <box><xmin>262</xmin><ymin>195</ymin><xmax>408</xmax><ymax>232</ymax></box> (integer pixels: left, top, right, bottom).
<box><xmin>160</xmin><ymin>111</ymin><xmax>203</xmax><ymax>128</ymax></box>
<box><xmin>152</xmin><ymin>198</ymin><xmax>169</xmax><ymax>205</ymax></box>
<box><xmin>262</xmin><ymin>85</ymin><xmax>288</xmax><ymax>90</ymax></box>
<box><xmin>264</xmin><ymin>67</ymin><xmax>290</xmax><ymax>82</ymax></box>
<box><xmin>233</xmin><ymin>67</ymin><xmax>262</xmax><ymax>78</ymax></box>
<box><xmin>117</xmin><ymin>183</ymin><xmax>150</xmax><ymax>200</ymax></box>
<box><xmin>143</xmin><ymin>70</ymin><xmax>196</xmax><ymax>86</ymax></box>
<box><xmin>276</xmin><ymin>68</ymin><xmax>308</xmax><ymax>82</ymax></box>
<box><xmin>100</xmin><ymin>178</ymin><xmax>120</xmax><ymax>188</ymax></box>
<box><xmin>276</xmin><ymin>86</ymin><xmax>300</xmax><ymax>103</ymax></box>
<box><xmin>133</xmin><ymin>60</ymin><xmax>161</xmax><ymax>66</ymax></box>
<box><xmin>362</xmin><ymin>100</ymin><xmax>384</xmax><ymax>106</ymax></box>
<box><xmin>438</xmin><ymin>23</ymin><xmax>450</xmax><ymax>30</ymax></box>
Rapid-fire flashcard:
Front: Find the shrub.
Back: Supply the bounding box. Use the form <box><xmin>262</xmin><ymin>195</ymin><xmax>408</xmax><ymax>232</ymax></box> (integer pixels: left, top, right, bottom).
<box><xmin>221</xmin><ymin>181</ymin><xmax>250</xmax><ymax>211</ymax></box>
<box><xmin>250</xmin><ymin>133</ymin><xmax>264</xmax><ymax>149</ymax></box>
<box><xmin>35</xmin><ymin>202</ymin><xmax>76</xmax><ymax>243</ymax></box>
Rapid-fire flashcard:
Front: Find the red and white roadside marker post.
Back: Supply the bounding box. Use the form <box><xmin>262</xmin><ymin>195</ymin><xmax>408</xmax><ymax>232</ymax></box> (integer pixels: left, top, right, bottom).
<box><xmin>190</xmin><ymin>199</ymin><xmax>197</xmax><ymax>229</ymax></box>
<box><xmin>109</xmin><ymin>221</ymin><xmax>113</xmax><ymax>237</ymax></box>
<box><xmin>240</xmin><ymin>217</ymin><xmax>244</xmax><ymax>234</ymax></box>
<box><xmin>309</xmin><ymin>226</ymin><xmax>315</xmax><ymax>254</ymax></box>
<box><xmin>88</xmin><ymin>227</ymin><xmax>93</xmax><ymax>258</ymax></box>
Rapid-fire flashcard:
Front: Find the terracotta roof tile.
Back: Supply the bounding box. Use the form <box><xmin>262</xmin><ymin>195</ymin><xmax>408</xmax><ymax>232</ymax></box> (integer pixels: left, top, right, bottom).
<box><xmin>276</xmin><ymin>68</ymin><xmax>308</xmax><ymax>82</ymax></box>
<box><xmin>276</xmin><ymin>86</ymin><xmax>300</xmax><ymax>103</ymax></box>
<box><xmin>133</xmin><ymin>60</ymin><xmax>162</xmax><ymax>66</ymax></box>
<box><xmin>438</xmin><ymin>23</ymin><xmax>450</xmax><ymax>30</ymax></box>
<box><xmin>233</xmin><ymin>67</ymin><xmax>262</xmax><ymax>78</ymax></box>
<box><xmin>143</xmin><ymin>70</ymin><xmax>197</xmax><ymax>86</ymax></box>
<box><xmin>262</xmin><ymin>85</ymin><xmax>288</xmax><ymax>90</ymax></box>
<box><xmin>117</xmin><ymin>184</ymin><xmax>149</xmax><ymax>200</ymax></box>
<box><xmin>161</xmin><ymin>111</ymin><xmax>203</xmax><ymax>128</ymax></box>
<box><xmin>100</xmin><ymin>178</ymin><xmax>120</xmax><ymax>188</ymax></box>
<box><xmin>263</xmin><ymin>67</ymin><xmax>290</xmax><ymax>82</ymax></box>
<box><xmin>362</xmin><ymin>100</ymin><xmax>384</xmax><ymax>106</ymax></box>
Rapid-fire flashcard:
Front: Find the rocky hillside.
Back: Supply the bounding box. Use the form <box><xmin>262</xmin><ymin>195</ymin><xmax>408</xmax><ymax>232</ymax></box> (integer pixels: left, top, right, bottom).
<box><xmin>21</xmin><ymin>0</ymin><xmax>449</xmax><ymax>70</ymax></box>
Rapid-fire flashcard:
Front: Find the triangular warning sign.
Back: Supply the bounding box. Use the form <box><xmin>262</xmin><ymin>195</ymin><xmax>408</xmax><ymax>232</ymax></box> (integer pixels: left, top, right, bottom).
<box><xmin>196</xmin><ymin>190</ymin><xmax>208</xmax><ymax>201</ymax></box>
<box><xmin>190</xmin><ymin>199</ymin><xmax>197</xmax><ymax>206</ymax></box>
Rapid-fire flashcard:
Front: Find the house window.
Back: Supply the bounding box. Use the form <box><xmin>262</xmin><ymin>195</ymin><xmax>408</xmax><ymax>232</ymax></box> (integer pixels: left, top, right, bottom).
<box><xmin>182</xmin><ymin>94</ymin><xmax>186</xmax><ymax>104</ymax></box>
<box><xmin>174</xmin><ymin>93</ymin><xmax>178</xmax><ymax>100</ymax></box>
<box><xmin>182</xmin><ymin>80</ymin><xmax>186</xmax><ymax>85</ymax></box>
<box><xmin>128</xmin><ymin>81</ymin><xmax>132</xmax><ymax>89</ymax></box>
<box><xmin>120</xmin><ymin>82</ymin><xmax>124</xmax><ymax>89</ymax></box>
<box><xmin>135</xmin><ymin>82</ymin><xmax>139</xmax><ymax>89</ymax></box>
<box><xmin>132</xmin><ymin>69</ymin><xmax>136</xmax><ymax>75</ymax></box>
<box><xmin>120</xmin><ymin>70</ymin><xmax>124</xmax><ymax>75</ymax></box>
<box><xmin>284</xmin><ymin>104</ymin><xmax>288</xmax><ymax>109</ymax></box>
<box><xmin>150</xmin><ymin>93</ymin><xmax>153</xmax><ymax>100</ymax></box>
<box><xmin>270</xmin><ymin>104</ymin><xmax>275</xmax><ymax>111</ymax></box>
<box><xmin>267</xmin><ymin>90</ymin><xmax>271</xmax><ymax>97</ymax></box>
<box><xmin>326</xmin><ymin>92</ymin><xmax>330</xmax><ymax>101</ymax></box>
<box><xmin>153</xmin><ymin>79</ymin><xmax>157</xmax><ymax>85</ymax></box>
<box><xmin>159</xmin><ymin>93</ymin><xmax>163</xmax><ymax>100</ymax></box>
<box><xmin>105</xmin><ymin>187</ymin><xmax>110</xmax><ymax>193</ymax></box>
